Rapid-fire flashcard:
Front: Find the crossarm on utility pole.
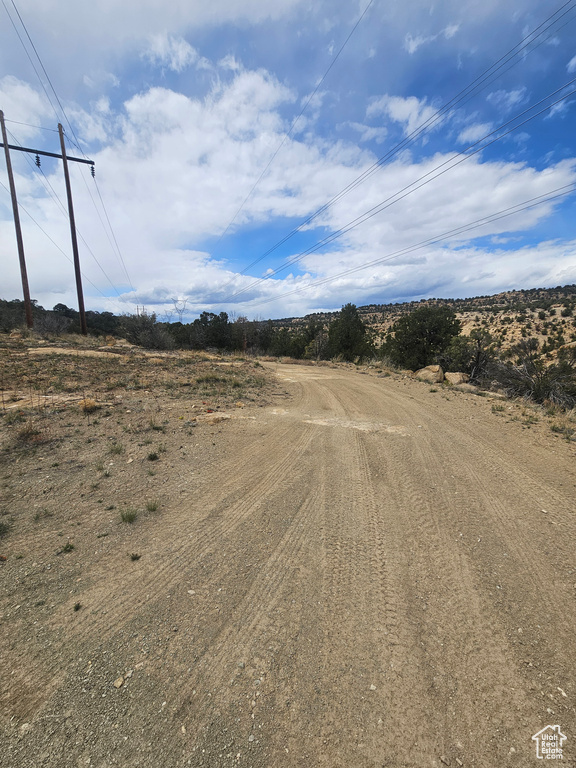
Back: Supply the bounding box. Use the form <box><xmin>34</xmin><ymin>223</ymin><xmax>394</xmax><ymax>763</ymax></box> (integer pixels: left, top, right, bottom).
<box><xmin>0</xmin><ymin>142</ymin><xmax>95</xmax><ymax>166</ymax></box>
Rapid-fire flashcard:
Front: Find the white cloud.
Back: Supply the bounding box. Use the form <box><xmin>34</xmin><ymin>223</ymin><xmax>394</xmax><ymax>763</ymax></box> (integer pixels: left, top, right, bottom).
<box><xmin>567</xmin><ymin>55</ymin><xmax>576</xmax><ymax>73</ymax></box>
<box><xmin>487</xmin><ymin>87</ymin><xmax>528</xmax><ymax>112</ymax></box>
<box><xmin>404</xmin><ymin>33</ymin><xmax>432</xmax><ymax>55</ymax></box>
<box><xmin>367</xmin><ymin>94</ymin><xmax>439</xmax><ymax>137</ymax></box>
<box><xmin>403</xmin><ymin>23</ymin><xmax>459</xmax><ymax>54</ymax></box>
<box><xmin>4</xmin><ymin>65</ymin><xmax>575</xmax><ymax>319</ymax></box>
<box><xmin>545</xmin><ymin>100</ymin><xmax>574</xmax><ymax>120</ymax></box>
<box><xmin>218</xmin><ymin>55</ymin><xmax>242</xmax><ymax>72</ymax></box>
<box><xmin>145</xmin><ymin>33</ymin><xmax>199</xmax><ymax>72</ymax></box>
<box><xmin>0</xmin><ymin>76</ymin><xmax>51</xmax><ymax>139</ymax></box>
<box><xmin>348</xmin><ymin>122</ymin><xmax>388</xmax><ymax>144</ymax></box>
<box><xmin>443</xmin><ymin>23</ymin><xmax>460</xmax><ymax>39</ymax></box>
<box><xmin>457</xmin><ymin>122</ymin><xmax>493</xmax><ymax>145</ymax></box>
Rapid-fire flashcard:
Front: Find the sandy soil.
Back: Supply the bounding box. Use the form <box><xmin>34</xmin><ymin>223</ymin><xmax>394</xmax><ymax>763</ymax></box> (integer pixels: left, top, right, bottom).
<box><xmin>1</xmin><ymin>361</ymin><xmax>576</xmax><ymax>768</ymax></box>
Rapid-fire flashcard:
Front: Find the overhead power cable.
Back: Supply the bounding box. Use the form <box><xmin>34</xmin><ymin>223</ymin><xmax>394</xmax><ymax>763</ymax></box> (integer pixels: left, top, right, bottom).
<box><xmin>4</xmin><ymin>0</ymin><xmax>135</xmax><ymax>292</ymax></box>
<box><xmin>246</xmin><ymin>183</ymin><xmax>576</xmax><ymax>309</ymax></box>
<box><xmin>5</xmin><ymin>127</ymin><xmax>125</xmax><ymax>297</ymax></box>
<box><xmin>222</xmin><ymin>0</ymin><xmax>576</xmax><ymax>286</ymax></box>
<box><xmin>213</xmin><ymin>0</ymin><xmax>376</xmax><ymax>264</ymax></box>
<box><xmin>0</xmin><ymin>177</ymin><xmax>124</xmax><ymax>308</ymax></box>
<box><xmin>4</xmin><ymin>118</ymin><xmax>58</xmax><ymax>133</ymax></box>
<box><xmin>222</xmin><ymin>77</ymin><xmax>576</xmax><ymax>303</ymax></box>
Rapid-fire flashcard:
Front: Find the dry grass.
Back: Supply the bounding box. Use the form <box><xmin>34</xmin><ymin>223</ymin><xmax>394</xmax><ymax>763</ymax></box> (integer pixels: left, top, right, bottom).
<box><xmin>0</xmin><ymin>344</ymin><xmax>268</xmax><ymax>407</ymax></box>
<box><xmin>79</xmin><ymin>398</ymin><xmax>100</xmax><ymax>414</ymax></box>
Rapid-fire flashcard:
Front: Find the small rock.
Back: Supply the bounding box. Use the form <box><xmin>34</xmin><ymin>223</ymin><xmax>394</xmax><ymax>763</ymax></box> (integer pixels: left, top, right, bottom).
<box><xmin>456</xmin><ymin>759</ymin><xmax>463</xmax><ymax>767</ymax></box>
<box><xmin>370</xmin><ymin>684</ymin><xmax>377</xmax><ymax>691</ymax></box>
<box><xmin>440</xmin><ymin>756</ymin><xmax>450</xmax><ymax>766</ymax></box>
<box><xmin>248</xmin><ymin>735</ymin><xmax>255</xmax><ymax>743</ymax></box>
<box><xmin>113</xmin><ymin>676</ymin><xmax>124</xmax><ymax>689</ymax></box>
<box><xmin>19</xmin><ymin>723</ymin><xmax>33</xmax><ymax>736</ymax></box>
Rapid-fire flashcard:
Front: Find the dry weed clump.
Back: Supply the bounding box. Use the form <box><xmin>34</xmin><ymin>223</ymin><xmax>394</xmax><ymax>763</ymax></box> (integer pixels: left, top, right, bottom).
<box><xmin>79</xmin><ymin>398</ymin><xmax>100</xmax><ymax>414</ymax></box>
<box><xmin>15</xmin><ymin>418</ymin><xmax>51</xmax><ymax>446</ymax></box>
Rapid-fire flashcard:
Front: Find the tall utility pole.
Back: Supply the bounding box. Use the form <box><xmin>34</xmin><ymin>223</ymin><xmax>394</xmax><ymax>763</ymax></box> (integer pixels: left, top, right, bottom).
<box><xmin>58</xmin><ymin>123</ymin><xmax>87</xmax><ymax>335</ymax></box>
<box><xmin>0</xmin><ymin>110</ymin><xmax>34</xmax><ymax>328</ymax></box>
<box><xmin>0</xmin><ymin>114</ymin><xmax>95</xmax><ymax>334</ymax></box>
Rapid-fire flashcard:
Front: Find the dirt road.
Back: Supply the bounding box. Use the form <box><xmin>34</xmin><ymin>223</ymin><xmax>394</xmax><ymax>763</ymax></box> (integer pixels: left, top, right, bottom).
<box><xmin>3</xmin><ymin>362</ymin><xmax>576</xmax><ymax>767</ymax></box>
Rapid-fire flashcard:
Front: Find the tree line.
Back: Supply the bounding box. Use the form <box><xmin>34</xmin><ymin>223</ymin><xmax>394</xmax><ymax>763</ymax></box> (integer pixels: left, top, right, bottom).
<box><xmin>2</xmin><ymin>297</ymin><xmax>575</xmax><ymax>407</ymax></box>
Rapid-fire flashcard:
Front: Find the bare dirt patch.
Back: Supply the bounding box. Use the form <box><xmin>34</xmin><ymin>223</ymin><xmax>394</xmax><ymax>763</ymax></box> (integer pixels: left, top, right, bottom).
<box><xmin>1</xmin><ymin>351</ymin><xmax>576</xmax><ymax>767</ymax></box>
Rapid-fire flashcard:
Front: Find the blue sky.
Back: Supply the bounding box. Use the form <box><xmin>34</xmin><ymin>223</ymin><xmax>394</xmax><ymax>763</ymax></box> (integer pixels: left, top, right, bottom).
<box><xmin>1</xmin><ymin>0</ymin><xmax>575</xmax><ymax>321</ymax></box>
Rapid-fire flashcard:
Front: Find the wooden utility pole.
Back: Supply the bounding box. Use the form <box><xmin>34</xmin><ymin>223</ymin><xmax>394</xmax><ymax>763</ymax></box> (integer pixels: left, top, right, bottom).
<box><xmin>1</xmin><ymin>116</ymin><xmax>95</xmax><ymax>332</ymax></box>
<box><xmin>0</xmin><ymin>109</ymin><xmax>34</xmax><ymax>328</ymax></box>
<box><xmin>58</xmin><ymin>123</ymin><xmax>87</xmax><ymax>335</ymax></box>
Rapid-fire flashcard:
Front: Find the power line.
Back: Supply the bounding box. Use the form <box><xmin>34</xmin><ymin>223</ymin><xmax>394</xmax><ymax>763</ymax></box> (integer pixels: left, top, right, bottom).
<box><xmin>222</xmin><ymin>76</ymin><xmax>576</xmax><ymax>303</ymax></box>
<box><xmin>4</xmin><ymin>118</ymin><xmax>58</xmax><ymax>133</ymax></box>
<box><xmin>221</xmin><ymin>0</ymin><xmax>576</xmax><ymax>286</ymax></box>
<box><xmin>1</xmin><ymin>0</ymin><xmax>62</xmax><ymax>125</ymax></box>
<box><xmin>213</xmin><ymin>0</ymin><xmax>376</xmax><ymax>269</ymax></box>
<box><xmin>0</xmin><ymin>176</ymin><xmax>119</xmax><ymax>304</ymax></box>
<box><xmin>245</xmin><ymin>183</ymin><xmax>576</xmax><ymax>309</ymax></box>
<box><xmin>4</xmin><ymin>0</ymin><xmax>134</xmax><ymax>291</ymax></box>
<box><xmin>5</xmin><ymin>127</ymin><xmax>125</xmax><ymax>298</ymax></box>
<box><xmin>7</xmin><ymin>0</ymin><xmax>83</xmax><ymax>151</ymax></box>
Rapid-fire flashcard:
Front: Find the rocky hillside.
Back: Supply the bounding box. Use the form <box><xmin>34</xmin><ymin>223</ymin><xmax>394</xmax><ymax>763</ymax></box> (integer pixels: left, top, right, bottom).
<box><xmin>274</xmin><ymin>284</ymin><xmax>576</xmax><ymax>356</ymax></box>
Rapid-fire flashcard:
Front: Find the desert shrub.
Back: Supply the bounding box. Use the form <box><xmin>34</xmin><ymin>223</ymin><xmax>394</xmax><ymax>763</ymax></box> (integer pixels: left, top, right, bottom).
<box><xmin>120</xmin><ymin>312</ymin><xmax>174</xmax><ymax>350</ymax></box>
<box><xmin>327</xmin><ymin>304</ymin><xmax>374</xmax><ymax>362</ymax></box>
<box><xmin>34</xmin><ymin>311</ymin><xmax>73</xmax><ymax>336</ymax></box>
<box><xmin>488</xmin><ymin>346</ymin><xmax>576</xmax><ymax>407</ymax></box>
<box><xmin>381</xmin><ymin>306</ymin><xmax>460</xmax><ymax>370</ymax></box>
<box><xmin>436</xmin><ymin>331</ymin><xmax>495</xmax><ymax>381</ymax></box>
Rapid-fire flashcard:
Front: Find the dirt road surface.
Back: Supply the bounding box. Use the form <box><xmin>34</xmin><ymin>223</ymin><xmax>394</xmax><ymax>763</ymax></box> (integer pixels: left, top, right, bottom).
<box><xmin>2</xmin><ymin>362</ymin><xmax>576</xmax><ymax>767</ymax></box>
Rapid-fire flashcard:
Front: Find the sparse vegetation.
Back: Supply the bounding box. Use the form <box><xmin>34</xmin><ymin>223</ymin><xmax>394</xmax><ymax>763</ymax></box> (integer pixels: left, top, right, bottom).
<box><xmin>381</xmin><ymin>306</ymin><xmax>461</xmax><ymax>371</ymax></box>
<box><xmin>80</xmin><ymin>398</ymin><xmax>100</xmax><ymax>414</ymax></box>
<box><xmin>146</xmin><ymin>500</ymin><xmax>159</xmax><ymax>512</ymax></box>
<box><xmin>120</xmin><ymin>508</ymin><xmax>138</xmax><ymax>524</ymax></box>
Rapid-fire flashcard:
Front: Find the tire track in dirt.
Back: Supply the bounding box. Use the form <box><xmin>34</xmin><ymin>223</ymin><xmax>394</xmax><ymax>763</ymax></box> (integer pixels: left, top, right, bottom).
<box><xmin>55</xmin><ymin>424</ymin><xmax>319</xmax><ymax>651</ymax></box>
<box><xmin>366</xmin><ymin>413</ymin><xmax>558</xmax><ymax>764</ymax></box>
<box><xmin>286</xmin><ymin>367</ymin><xmax>562</xmax><ymax>764</ymax></box>
<box><xmin>280</xmin><ymin>369</ymin><xmax>441</xmax><ymax>768</ymax></box>
<box><xmin>6</xmin><ymin>363</ymin><xmax>576</xmax><ymax>768</ymax></box>
<box><xmin>341</xmin><ymin>427</ymin><xmax>440</xmax><ymax>765</ymax></box>
<box><xmin>175</xmin><ymin>474</ymin><xmax>325</xmax><ymax>761</ymax></box>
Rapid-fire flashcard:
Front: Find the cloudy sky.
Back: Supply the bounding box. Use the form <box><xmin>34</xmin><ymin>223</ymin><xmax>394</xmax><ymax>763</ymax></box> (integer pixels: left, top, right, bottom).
<box><xmin>1</xmin><ymin>0</ymin><xmax>575</xmax><ymax>321</ymax></box>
